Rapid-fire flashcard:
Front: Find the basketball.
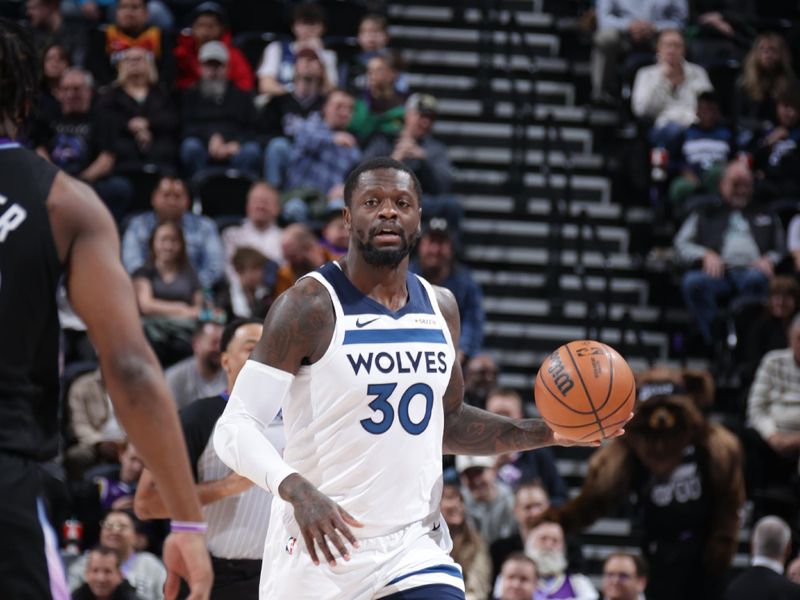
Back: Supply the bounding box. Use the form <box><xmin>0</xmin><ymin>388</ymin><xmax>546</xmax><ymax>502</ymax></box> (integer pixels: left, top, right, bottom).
<box><xmin>534</xmin><ymin>340</ymin><xmax>636</xmax><ymax>442</ymax></box>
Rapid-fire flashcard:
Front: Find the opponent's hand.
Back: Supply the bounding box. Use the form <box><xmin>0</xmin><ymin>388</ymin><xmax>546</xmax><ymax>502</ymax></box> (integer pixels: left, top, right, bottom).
<box><xmin>280</xmin><ymin>474</ymin><xmax>363</xmax><ymax>567</ymax></box>
<box><xmin>162</xmin><ymin>532</ymin><xmax>213</xmax><ymax>600</ymax></box>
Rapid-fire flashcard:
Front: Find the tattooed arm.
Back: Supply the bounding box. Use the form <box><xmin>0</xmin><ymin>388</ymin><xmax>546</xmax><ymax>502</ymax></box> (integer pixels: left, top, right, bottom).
<box><xmin>219</xmin><ymin>277</ymin><xmax>363</xmax><ymax>567</ymax></box>
<box><xmin>438</xmin><ymin>286</ymin><xmax>564</xmax><ymax>454</ymax></box>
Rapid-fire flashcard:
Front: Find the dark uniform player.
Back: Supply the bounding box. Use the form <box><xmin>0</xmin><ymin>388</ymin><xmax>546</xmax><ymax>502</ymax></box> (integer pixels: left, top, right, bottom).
<box><xmin>0</xmin><ymin>19</ymin><xmax>212</xmax><ymax>599</ymax></box>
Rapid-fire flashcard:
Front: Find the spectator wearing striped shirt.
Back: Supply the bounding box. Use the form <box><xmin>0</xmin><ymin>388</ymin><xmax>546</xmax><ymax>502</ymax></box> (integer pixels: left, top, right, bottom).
<box><xmin>135</xmin><ymin>318</ymin><xmax>284</xmax><ymax>599</ymax></box>
<box><xmin>742</xmin><ymin>313</ymin><xmax>800</xmax><ymax>510</ymax></box>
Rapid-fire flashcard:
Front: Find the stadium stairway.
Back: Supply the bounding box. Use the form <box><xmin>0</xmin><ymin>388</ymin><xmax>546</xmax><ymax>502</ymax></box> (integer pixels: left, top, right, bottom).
<box><xmin>386</xmin><ymin>0</ymin><xmax>750</xmax><ymax>583</ymax></box>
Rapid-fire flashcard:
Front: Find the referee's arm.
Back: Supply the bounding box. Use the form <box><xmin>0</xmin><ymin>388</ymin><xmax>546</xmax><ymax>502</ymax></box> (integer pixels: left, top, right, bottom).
<box><xmin>136</xmin><ymin>468</ymin><xmax>253</xmax><ymax>520</ymax></box>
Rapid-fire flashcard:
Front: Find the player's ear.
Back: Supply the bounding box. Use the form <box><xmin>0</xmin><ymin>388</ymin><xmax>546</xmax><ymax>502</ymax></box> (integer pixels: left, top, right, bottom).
<box><xmin>343</xmin><ymin>206</ymin><xmax>351</xmax><ymax>230</ymax></box>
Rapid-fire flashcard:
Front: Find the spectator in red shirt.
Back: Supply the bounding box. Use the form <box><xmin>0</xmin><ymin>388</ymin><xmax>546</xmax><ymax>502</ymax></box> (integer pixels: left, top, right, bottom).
<box><xmin>174</xmin><ymin>1</ymin><xmax>254</xmax><ymax>92</ymax></box>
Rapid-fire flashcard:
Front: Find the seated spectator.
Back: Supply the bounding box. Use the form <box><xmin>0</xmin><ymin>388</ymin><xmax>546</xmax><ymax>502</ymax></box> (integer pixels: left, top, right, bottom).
<box><xmin>674</xmin><ymin>161</ymin><xmax>784</xmax><ymax>346</ymax></box>
<box><xmin>25</xmin><ymin>0</ymin><xmax>83</xmax><ymax>62</ymax></box>
<box><xmin>92</xmin><ymin>442</ymin><xmax>143</xmax><ymax>513</ymax></box>
<box><xmin>525</xmin><ymin>521</ymin><xmax>598</xmax><ymax>600</ymax></box>
<box><xmin>132</xmin><ymin>220</ymin><xmax>202</xmax><ymax>318</ymax></box>
<box><xmin>601</xmin><ymin>553</ymin><xmax>648</xmax><ymax>600</ymax></box>
<box><xmin>591</xmin><ymin>0</ymin><xmax>688</xmax><ymax>103</ymax></box>
<box><xmin>64</xmin><ymin>368</ymin><xmax>126</xmax><ymax>480</ymax></box>
<box><xmin>490</xmin><ymin>482</ymin><xmax>552</xmax><ymax>583</ymax></box>
<box><xmin>319</xmin><ymin>204</ymin><xmax>348</xmax><ymax>258</ymax></box>
<box><xmin>97</xmin><ymin>47</ymin><xmax>177</xmax><ymax>176</ymax></box>
<box><xmin>273</xmin><ymin>223</ymin><xmax>332</xmax><ymax>297</ymax></box>
<box><xmin>736</xmin><ymin>33</ymin><xmax>795</xmax><ymax>136</ymax></box>
<box><xmin>441</xmin><ymin>481</ymin><xmax>492</xmax><ymax>600</ymax></box>
<box><xmin>122</xmin><ymin>175</ymin><xmax>225</xmax><ymax>289</ymax></box>
<box><xmin>33</xmin><ymin>67</ymin><xmax>133</xmax><ymax>223</ymax></box>
<box><xmin>281</xmin><ymin>89</ymin><xmax>361</xmax><ymax>220</ymax></box>
<box><xmin>226</xmin><ymin>247</ymin><xmax>276</xmax><ymax>319</ymax></box>
<box><xmin>174</xmin><ymin>1</ymin><xmax>254</xmax><ymax>92</ymax></box>
<box><xmin>85</xmin><ymin>0</ymin><xmax>173</xmax><ymax>88</ymax></box>
<box><xmin>742</xmin><ymin>315</ymin><xmax>800</xmax><ymax>509</ymax></box>
<box><xmin>668</xmin><ymin>91</ymin><xmax>734</xmax><ymax>216</ymax></box>
<box><xmin>724</xmin><ymin>516</ymin><xmax>800</xmax><ymax>600</ymax></box>
<box><xmin>72</xmin><ymin>545</ymin><xmax>140</xmax><ymax>600</ymax></box>
<box><xmin>486</xmin><ymin>388</ymin><xmax>567</xmax><ymax>503</ymax></box>
<box><xmin>340</xmin><ymin>13</ymin><xmax>409</xmax><ymax>95</ymax></box>
<box><xmin>348</xmin><ymin>52</ymin><xmax>406</xmax><ymax>144</ymax></box>
<box><xmin>179</xmin><ymin>41</ymin><xmax>260</xmax><ymax>178</ymax></box>
<box><xmin>687</xmin><ymin>1</ymin><xmax>753</xmax><ymax>70</ymax></box>
<box><xmin>261</xmin><ymin>47</ymin><xmax>328</xmax><ymax>186</ymax></box>
<box><xmin>164</xmin><ymin>320</ymin><xmax>226</xmax><ymax>410</ymax></box>
<box><xmin>752</xmin><ymin>82</ymin><xmax>800</xmax><ymax>204</ymax></box>
<box><xmin>68</xmin><ymin>510</ymin><xmax>166</xmax><ymax>600</ymax></box>
<box><xmin>410</xmin><ymin>218</ymin><xmax>484</xmax><ymax>362</ymax></box>
<box><xmin>364</xmin><ymin>93</ymin><xmax>463</xmax><ymax>232</ymax></box>
<box><xmin>464</xmin><ymin>353</ymin><xmax>499</xmax><ymax>409</ymax></box>
<box><xmin>256</xmin><ymin>2</ymin><xmax>338</xmax><ymax>97</ymax></box>
<box><xmin>456</xmin><ymin>454</ymin><xmax>517</xmax><ymax>546</ymax></box>
<box><xmin>36</xmin><ymin>42</ymin><xmax>70</xmax><ymax>127</ymax></box>
<box><xmin>740</xmin><ymin>276</ymin><xmax>800</xmax><ymax>383</ymax></box>
<box><xmin>632</xmin><ymin>29</ymin><xmax>713</xmax><ymax>152</ymax></box>
<box><xmin>496</xmin><ymin>553</ymin><xmax>538</xmax><ymax>600</ymax></box>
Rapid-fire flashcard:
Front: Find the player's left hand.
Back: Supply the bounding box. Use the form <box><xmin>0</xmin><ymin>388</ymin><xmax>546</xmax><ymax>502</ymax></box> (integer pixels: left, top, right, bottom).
<box><xmin>552</xmin><ymin>412</ymin><xmax>632</xmax><ymax>447</ymax></box>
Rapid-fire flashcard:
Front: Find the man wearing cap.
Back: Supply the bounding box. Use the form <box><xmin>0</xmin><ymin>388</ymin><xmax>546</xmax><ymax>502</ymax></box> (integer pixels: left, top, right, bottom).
<box><xmin>364</xmin><ymin>93</ymin><xmax>463</xmax><ymax>231</ymax></box>
<box><xmin>410</xmin><ymin>218</ymin><xmax>485</xmax><ymax>363</ymax></box>
<box><xmin>175</xmin><ymin>1</ymin><xmax>254</xmax><ymax>92</ymax></box>
<box><xmin>179</xmin><ymin>41</ymin><xmax>261</xmax><ymax>178</ymax></box>
<box><xmin>456</xmin><ymin>454</ymin><xmax>517</xmax><ymax>546</ymax></box>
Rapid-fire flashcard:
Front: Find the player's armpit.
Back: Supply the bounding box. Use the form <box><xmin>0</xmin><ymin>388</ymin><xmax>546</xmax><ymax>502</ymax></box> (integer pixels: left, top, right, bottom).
<box><xmin>250</xmin><ymin>276</ymin><xmax>335</xmax><ymax>373</ymax></box>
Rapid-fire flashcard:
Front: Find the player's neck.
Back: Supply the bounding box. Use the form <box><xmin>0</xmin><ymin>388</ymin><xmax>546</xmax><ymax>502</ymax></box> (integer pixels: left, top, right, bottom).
<box><xmin>342</xmin><ymin>254</ymin><xmax>410</xmax><ymax>312</ymax></box>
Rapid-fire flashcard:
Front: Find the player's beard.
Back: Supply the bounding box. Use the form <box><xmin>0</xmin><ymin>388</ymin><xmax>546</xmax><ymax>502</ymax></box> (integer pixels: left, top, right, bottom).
<box><xmin>525</xmin><ymin>547</ymin><xmax>568</xmax><ymax>578</ymax></box>
<box><xmin>357</xmin><ymin>227</ymin><xmax>420</xmax><ymax>269</ymax></box>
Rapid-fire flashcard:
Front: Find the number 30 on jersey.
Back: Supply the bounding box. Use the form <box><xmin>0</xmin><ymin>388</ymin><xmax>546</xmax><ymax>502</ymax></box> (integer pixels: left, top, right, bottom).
<box><xmin>360</xmin><ymin>383</ymin><xmax>434</xmax><ymax>435</ymax></box>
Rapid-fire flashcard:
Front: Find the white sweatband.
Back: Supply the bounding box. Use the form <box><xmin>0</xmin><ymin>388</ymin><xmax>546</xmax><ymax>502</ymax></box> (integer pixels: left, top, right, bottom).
<box><xmin>213</xmin><ymin>360</ymin><xmax>297</xmax><ymax>495</ymax></box>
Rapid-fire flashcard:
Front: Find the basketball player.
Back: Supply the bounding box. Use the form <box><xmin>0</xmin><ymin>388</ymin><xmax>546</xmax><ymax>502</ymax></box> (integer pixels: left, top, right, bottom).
<box><xmin>0</xmin><ymin>19</ymin><xmax>211</xmax><ymax>599</ymax></box>
<box><xmin>213</xmin><ymin>156</ymin><xmax>628</xmax><ymax>599</ymax></box>
<box><xmin>135</xmin><ymin>318</ymin><xmax>284</xmax><ymax>598</ymax></box>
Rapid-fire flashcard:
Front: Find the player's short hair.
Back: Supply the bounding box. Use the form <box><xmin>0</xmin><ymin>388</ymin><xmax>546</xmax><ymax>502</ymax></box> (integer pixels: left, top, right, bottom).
<box><xmin>604</xmin><ymin>552</ymin><xmax>649</xmax><ymax>578</ymax></box>
<box><xmin>343</xmin><ymin>157</ymin><xmax>422</xmax><ymax>207</ymax></box>
<box><xmin>0</xmin><ymin>19</ymin><xmax>38</xmax><ymax>130</ymax></box>
<box><xmin>220</xmin><ymin>317</ymin><xmax>262</xmax><ymax>353</ymax></box>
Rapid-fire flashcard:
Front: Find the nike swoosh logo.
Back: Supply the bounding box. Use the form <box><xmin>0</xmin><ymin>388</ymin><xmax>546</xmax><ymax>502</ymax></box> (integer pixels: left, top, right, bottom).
<box><xmin>355</xmin><ymin>316</ymin><xmax>380</xmax><ymax>328</ymax></box>
<box><xmin>432</xmin><ymin>521</ymin><xmax>441</xmax><ymax>531</ymax></box>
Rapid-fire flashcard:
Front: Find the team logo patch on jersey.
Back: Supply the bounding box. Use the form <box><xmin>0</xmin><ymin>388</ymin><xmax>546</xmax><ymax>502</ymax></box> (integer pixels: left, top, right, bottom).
<box><xmin>285</xmin><ymin>536</ymin><xmax>297</xmax><ymax>555</ymax></box>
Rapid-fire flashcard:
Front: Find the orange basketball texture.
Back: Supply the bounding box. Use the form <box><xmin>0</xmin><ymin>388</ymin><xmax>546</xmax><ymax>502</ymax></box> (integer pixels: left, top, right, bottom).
<box><xmin>534</xmin><ymin>340</ymin><xmax>636</xmax><ymax>442</ymax></box>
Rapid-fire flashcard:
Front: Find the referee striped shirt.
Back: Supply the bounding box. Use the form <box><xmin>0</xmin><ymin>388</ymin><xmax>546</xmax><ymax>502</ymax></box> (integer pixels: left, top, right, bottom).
<box><xmin>180</xmin><ymin>395</ymin><xmax>285</xmax><ymax>559</ymax></box>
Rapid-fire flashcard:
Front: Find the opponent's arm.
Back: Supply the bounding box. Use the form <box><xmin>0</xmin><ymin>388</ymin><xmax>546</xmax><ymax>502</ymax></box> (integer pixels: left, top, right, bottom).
<box><xmin>438</xmin><ymin>287</ymin><xmax>557</xmax><ymax>455</ymax></box>
<box><xmin>50</xmin><ymin>173</ymin><xmax>211</xmax><ymax>599</ymax></box>
<box><xmin>213</xmin><ymin>277</ymin><xmax>362</xmax><ymax>567</ymax></box>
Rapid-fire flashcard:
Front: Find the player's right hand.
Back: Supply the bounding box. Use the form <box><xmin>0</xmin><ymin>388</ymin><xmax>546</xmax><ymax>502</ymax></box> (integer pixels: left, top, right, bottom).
<box><xmin>281</xmin><ymin>474</ymin><xmax>363</xmax><ymax>567</ymax></box>
<box><xmin>162</xmin><ymin>532</ymin><xmax>213</xmax><ymax>600</ymax></box>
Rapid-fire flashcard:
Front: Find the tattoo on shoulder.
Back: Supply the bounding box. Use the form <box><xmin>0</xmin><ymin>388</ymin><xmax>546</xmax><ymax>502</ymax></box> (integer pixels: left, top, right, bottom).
<box><xmin>256</xmin><ymin>278</ymin><xmax>334</xmax><ymax>367</ymax></box>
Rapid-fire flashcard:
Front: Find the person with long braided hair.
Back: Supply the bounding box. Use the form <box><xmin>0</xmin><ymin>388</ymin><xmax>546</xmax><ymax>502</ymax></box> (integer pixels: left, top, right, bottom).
<box><xmin>0</xmin><ymin>19</ymin><xmax>212</xmax><ymax>599</ymax></box>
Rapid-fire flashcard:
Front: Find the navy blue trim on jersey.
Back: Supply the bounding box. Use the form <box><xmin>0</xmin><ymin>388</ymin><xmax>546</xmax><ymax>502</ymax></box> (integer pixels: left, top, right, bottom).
<box><xmin>317</xmin><ymin>262</ymin><xmax>434</xmax><ymax>317</ymax></box>
<box><xmin>386</xmin><ymin>564</ymin><xmax>464</xmax><ymax>586</ymax></box>
<box><xmin>380</xmin><ymin>584</ymin><xmax>465</xmax><ymax>599</ymax></box>
<box><xmin>343</xmin><ymin>328</ymin><xmax>447</xmax><ymax>345</ymax></box>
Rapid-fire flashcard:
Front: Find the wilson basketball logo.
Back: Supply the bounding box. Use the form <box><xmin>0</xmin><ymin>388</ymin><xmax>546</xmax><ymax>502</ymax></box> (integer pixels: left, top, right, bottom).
<box><xmin>544</xmin><ymin>351</ymin><xmax>575</xmax><ymax>396</ymax></box>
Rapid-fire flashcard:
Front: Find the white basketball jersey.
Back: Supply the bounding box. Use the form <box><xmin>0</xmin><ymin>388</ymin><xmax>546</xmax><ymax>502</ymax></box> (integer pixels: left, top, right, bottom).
<box><xmin>282</xmin><ymin>262</ymin><xmax>456</xmax><ymax>538</ymax></box>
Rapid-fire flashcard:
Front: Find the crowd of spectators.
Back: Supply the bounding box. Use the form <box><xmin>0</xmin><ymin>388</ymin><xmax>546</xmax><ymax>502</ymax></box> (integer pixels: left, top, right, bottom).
<box><xmin>11</xmin><ymin>0</ymin><xmax>800</xmax><ymax>599</ymax></box>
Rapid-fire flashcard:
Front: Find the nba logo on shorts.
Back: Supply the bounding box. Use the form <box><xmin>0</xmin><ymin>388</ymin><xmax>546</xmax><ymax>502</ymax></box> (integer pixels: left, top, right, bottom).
<box><xmin>285</xmin><ymin>536</ymin><xmax>297</xmax><ymax>555</ymax></box>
